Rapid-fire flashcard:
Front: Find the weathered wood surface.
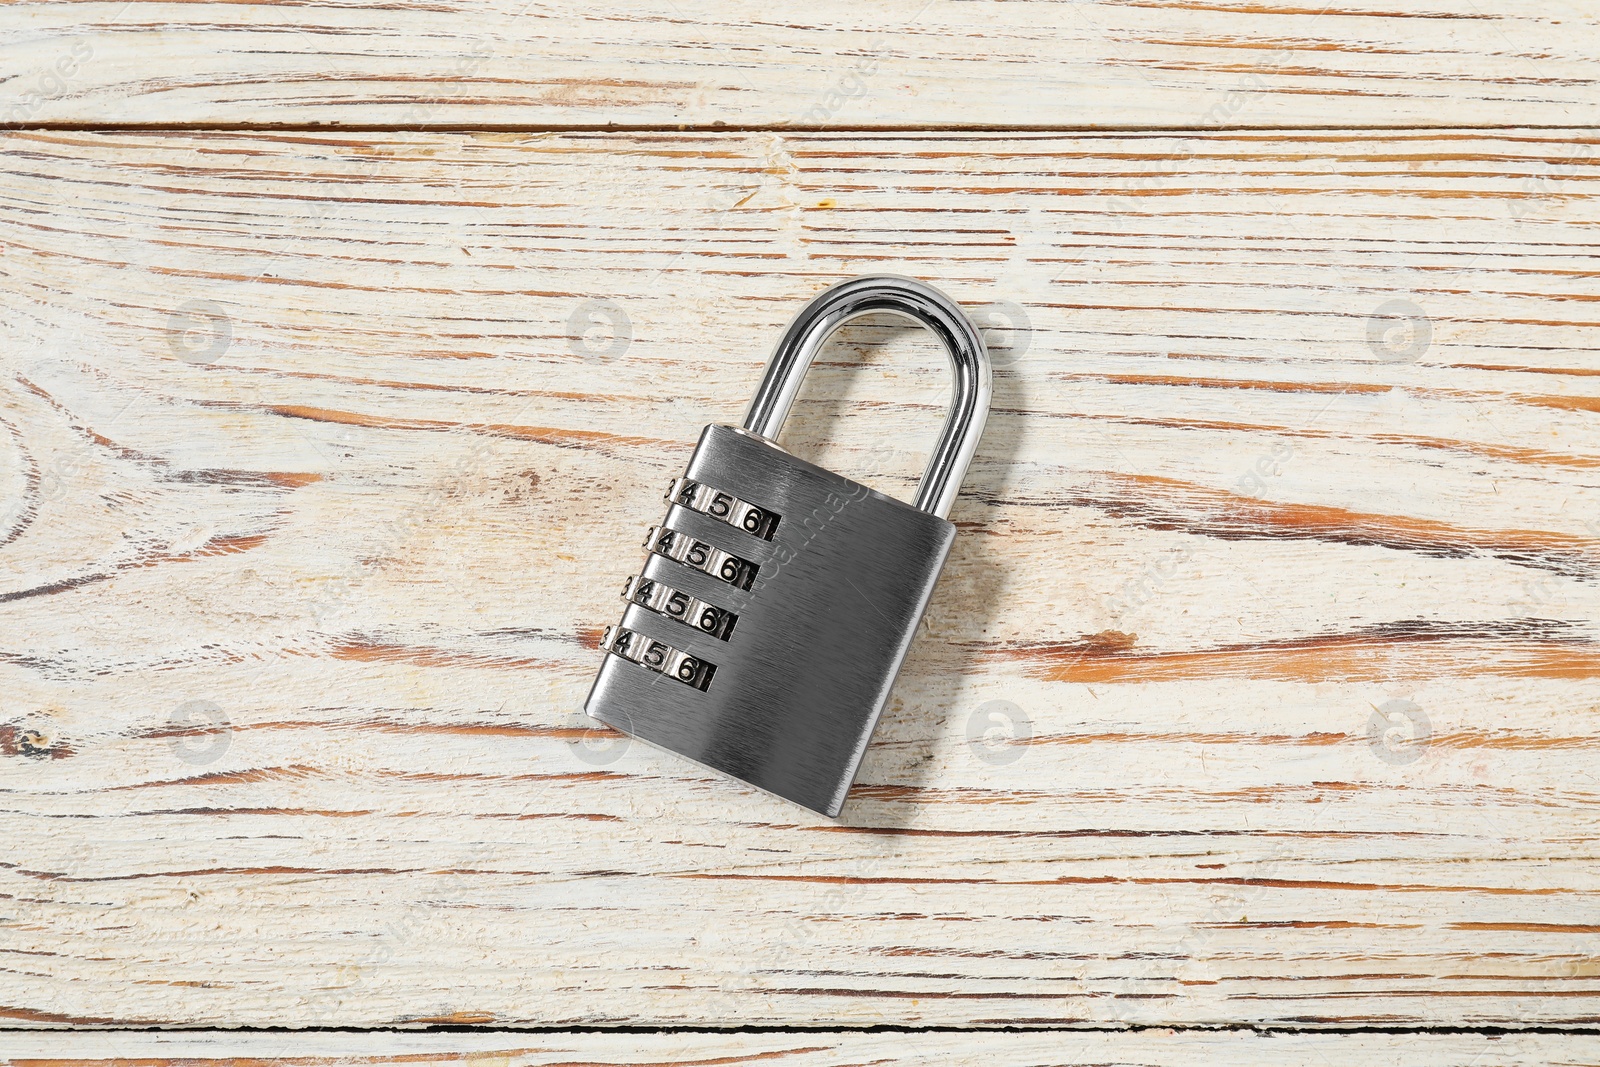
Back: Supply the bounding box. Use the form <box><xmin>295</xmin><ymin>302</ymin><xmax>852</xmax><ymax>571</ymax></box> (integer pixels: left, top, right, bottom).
<box><xmin>4</xmin><ymin>1</ymin><xmax>1600</xmax><ymax>128</ymax></box>
<box><xmin>5</xmin><ymin>1030</ymin><xmax>1600</xmax><ymax>1066</ymax></box>
<box><xmin>1</xmin><ymin>129</ymin><xmax>1597</xmax><ymax>1030</ymax></box>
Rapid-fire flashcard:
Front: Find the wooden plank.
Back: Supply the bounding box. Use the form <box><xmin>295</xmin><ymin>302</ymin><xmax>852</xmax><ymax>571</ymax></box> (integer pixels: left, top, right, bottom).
<box><xmin>3</xmin><ymin>2</ymin><xmax>1600</xmax><ymax>128</ymax></box>
<box><xmin>4</xmin><ymin>1030</ymin><xmax>1600</xmax><ymax>1066</ymax></box>
<box><xmin>0</xmin><ymin>129</ymin><xmax>1597</xmax><ymax>1030</ymax></box>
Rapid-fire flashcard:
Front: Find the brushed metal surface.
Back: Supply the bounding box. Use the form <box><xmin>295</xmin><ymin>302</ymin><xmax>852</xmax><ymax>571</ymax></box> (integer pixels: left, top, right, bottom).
<box><xmin>586</xmin><ymin>424</ymin><xmax>954</xmax><ymax>817</ymax></box>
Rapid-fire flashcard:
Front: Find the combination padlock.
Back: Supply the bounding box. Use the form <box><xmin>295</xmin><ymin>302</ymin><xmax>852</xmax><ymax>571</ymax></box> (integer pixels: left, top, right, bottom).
<box><xmin>585</xmin><ymin>275</ymin><xmax>992</xmax><ymax>817</ymax></box>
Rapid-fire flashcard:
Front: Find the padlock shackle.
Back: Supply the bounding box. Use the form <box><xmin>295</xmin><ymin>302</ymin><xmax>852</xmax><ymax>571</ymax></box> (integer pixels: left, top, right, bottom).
<box><xmin>742</xmin><ymin>275</ymin><xmax>992</xmax><ymax>520</ymax></box>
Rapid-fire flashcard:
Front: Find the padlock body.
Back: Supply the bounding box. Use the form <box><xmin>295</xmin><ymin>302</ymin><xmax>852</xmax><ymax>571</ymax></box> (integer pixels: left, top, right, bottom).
<box><xmin>585</xmin><ymin>423</ymin><xmax>955</xmax><ymax>817</ymax></box>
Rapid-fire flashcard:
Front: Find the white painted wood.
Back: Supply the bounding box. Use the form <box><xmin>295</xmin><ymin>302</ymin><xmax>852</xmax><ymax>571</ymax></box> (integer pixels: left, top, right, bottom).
<box><xmin>4</xmin><ymin>1030</ymin><xmax>1599</xmax><ymax>1065</ymax></box>
<box><xmin>2</xmin><ymin>1</ymin><xmax>1599</xmax><ymax>127</ymax></box>
<box><xmin>0</xmin><ymin>129</ymin><xmax>1596</xmax><ymax>1029</ymax></box>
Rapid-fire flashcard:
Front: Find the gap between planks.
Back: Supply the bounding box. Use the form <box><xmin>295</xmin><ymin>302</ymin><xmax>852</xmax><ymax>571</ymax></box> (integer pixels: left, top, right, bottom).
<box><xmin>7</xmin><ymin>123</ymin><xmax>1600</xmax><ymax>134</ymax></box>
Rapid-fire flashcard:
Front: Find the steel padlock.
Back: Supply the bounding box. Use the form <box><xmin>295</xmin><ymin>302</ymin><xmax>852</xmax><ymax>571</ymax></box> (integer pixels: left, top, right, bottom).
<box><xmin>585</xmin><ymin>275</ymin><xmax>992</xmax><ymax>817</ymax></box>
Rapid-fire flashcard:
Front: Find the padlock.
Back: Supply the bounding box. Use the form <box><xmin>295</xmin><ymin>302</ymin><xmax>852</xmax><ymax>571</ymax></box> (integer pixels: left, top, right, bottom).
<box><xmin>585</xmin><ymin>275</ymin><xmax>992</xmax><ymax>817</ymax></box>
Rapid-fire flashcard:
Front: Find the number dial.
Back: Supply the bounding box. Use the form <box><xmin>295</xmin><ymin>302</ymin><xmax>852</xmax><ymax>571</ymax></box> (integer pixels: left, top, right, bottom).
<box><xmin>667</xmin><ymin>477</ymin><xmax>780</xmax><ymax>540</ymax></box>
<box><xmin>599</xmin><ymin>625</ymin><xmax>716</xmax><ymax>691</ymax></box>
<box><xmin>622</xmin><ymin>575</ymin><xmax>737</xmax><ymax>640</ymax></box>
<box><xmin>643</xmin><ymin>525</ymin><xmax>758</xmax><ymax>590</ymax></box>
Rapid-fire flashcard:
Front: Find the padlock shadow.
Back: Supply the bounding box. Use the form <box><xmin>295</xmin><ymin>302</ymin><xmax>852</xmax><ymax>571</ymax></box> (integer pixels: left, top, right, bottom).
<box><xmin>775</xmin><ymin>316</ymin><xmax>1029</xmax><ymax>828</ymax></box>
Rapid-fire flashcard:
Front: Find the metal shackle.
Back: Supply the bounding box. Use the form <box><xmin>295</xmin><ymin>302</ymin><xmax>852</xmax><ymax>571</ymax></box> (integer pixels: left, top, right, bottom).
<box><xmin>742</xmin><ymin>275</ymin><xmax>993</xmax><ymax>520</ymax></box>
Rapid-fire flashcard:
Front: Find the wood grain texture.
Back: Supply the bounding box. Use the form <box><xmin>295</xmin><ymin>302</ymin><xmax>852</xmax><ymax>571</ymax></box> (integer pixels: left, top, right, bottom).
<box><xmin>3</xmin><ymin>1</ymin><xmax>1600</xmax><ymax>128</ymax></box>
<box><xmin>0</xmin><ymin>129</ymin><xmax>1597</xmax><ymax>1030</ymax></box>
<box><xmin>6</xmin><ymin>1030</ymin><xmax>1600</xmax><ymax>1066</ymax></box>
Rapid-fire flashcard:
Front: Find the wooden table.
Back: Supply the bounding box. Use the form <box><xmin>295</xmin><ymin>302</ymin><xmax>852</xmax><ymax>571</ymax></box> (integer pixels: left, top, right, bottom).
<box><xmin>2</xmin><ymin>4</ymin><xmax>1598</xmax><ymax>1064</ymax></box>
